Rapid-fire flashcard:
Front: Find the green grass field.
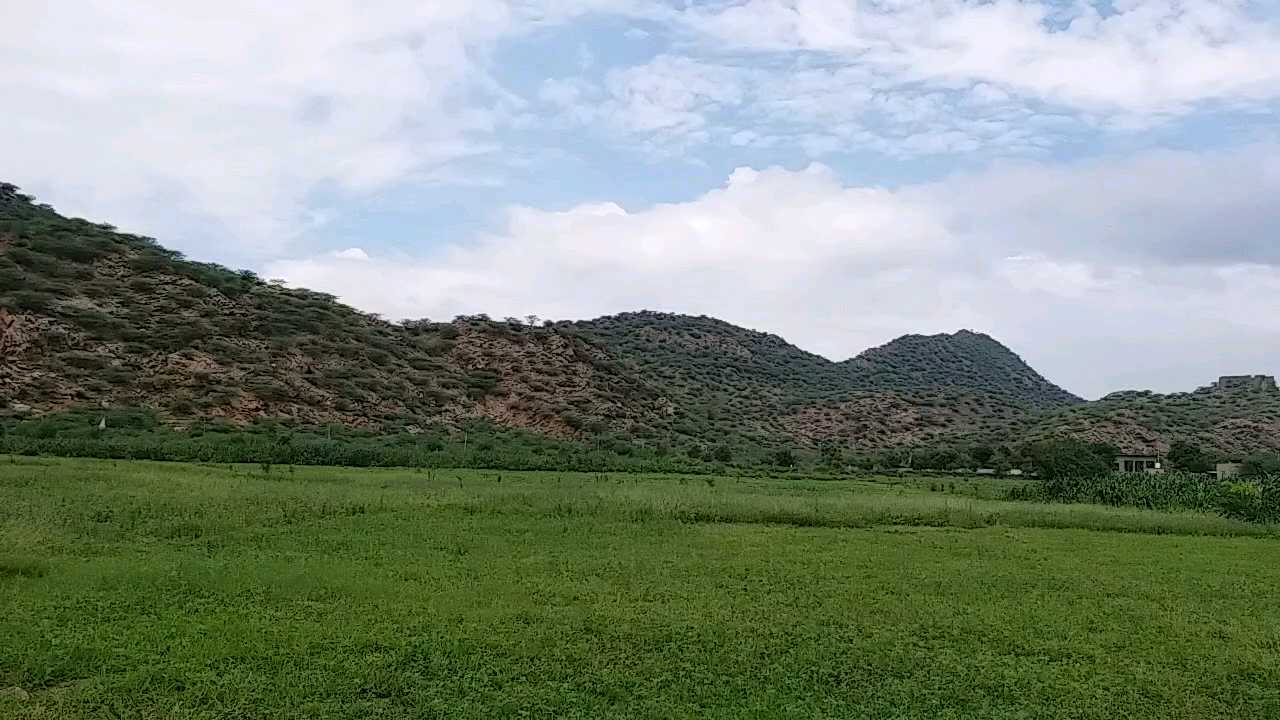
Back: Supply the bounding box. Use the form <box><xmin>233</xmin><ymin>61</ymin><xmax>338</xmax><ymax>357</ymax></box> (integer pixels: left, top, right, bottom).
<box><xmin>3</xmin><ymin>457</ymin><xmax>1279</xmax><ymax>719</ymax></box>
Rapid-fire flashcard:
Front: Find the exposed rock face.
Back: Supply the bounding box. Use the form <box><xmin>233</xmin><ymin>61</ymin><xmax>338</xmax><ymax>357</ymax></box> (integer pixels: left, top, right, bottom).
<box><xmin>0</xmin><ymin>307</ymin><xmax>23</xmax><ymax>354</ymax></box>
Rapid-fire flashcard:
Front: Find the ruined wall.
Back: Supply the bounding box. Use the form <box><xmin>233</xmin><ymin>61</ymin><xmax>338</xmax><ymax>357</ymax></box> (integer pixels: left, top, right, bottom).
<box><xmin>1215</xmin><ymin>375</ymin><xmax>1279</xmax><ymax>393</ymax></box>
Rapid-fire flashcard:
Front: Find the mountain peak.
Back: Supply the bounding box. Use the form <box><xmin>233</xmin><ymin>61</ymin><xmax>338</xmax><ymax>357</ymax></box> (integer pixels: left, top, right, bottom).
<box><xmin>841</xmin><ymin>329</ymin><xmax>1082</xmax><ymax>412</ymax></box>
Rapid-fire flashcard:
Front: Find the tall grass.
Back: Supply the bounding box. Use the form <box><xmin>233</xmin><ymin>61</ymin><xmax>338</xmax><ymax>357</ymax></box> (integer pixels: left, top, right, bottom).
<box><xmin>4</xmin><ymin>458</ymin><xmax>1270</xmax><ymax>542</ymax></box>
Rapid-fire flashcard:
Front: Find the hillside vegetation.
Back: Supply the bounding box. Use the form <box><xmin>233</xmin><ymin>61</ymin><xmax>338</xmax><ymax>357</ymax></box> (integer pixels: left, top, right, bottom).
<box><xmin>1027</xmin><ymin>382</ymin><xmax>1280</xmax><ymax>456</ymax></box>
<box><xmin>567</xmin><ymin>312</ymin><xmax>1080</xmax><ymax>448</ymax></box>
<box><xmin>2</xmin><ymin>182</ymin><xmax>1277</xmax><ymax>457</ymax></box>
<box><xmin>841</xmin><ymin>330</ymin><xmax>1082</xmax><ymax>411</ymax></box>
<box><xmin>0</xmin><ymin>184</ymin><xmax>670</xmax><ymax>440</ymax></box>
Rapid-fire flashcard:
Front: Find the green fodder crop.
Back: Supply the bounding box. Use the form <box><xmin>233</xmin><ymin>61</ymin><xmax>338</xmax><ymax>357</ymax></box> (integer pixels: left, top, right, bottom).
<box><xmin>1038</xmin><ymin>471</ymin><xmax>1280</xmax><ymax>524</ymax></box>
<box><xmin>1040</xmin><ymin>471</ymin><xmax>1226</xmax><ymax>511</ymax></box>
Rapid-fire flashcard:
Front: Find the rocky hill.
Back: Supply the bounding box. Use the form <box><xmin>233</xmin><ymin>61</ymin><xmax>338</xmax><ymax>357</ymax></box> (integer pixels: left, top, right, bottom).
<box><xmin>565</xmin><ymin>312</ymin><xmax>841</xmax><ymax>444</ymax></box>
<box><xmin>840</xmin><ymin>331</ymin><xmax>1082</xmax><ymax>412</ymax></box>
<box><xmin>567</xmin><ymin>313</ymin><xmax>1079</xmax><ymax>448</ymax></box>
<box><xmin>2</xmin><ymin>183</ymin><xmax>1276</xmax><ymax>456</ymax></box>
<box><xmin>0</xmin><ymin>184</ymin><xmax>671</xmax><ymax>439</ymax></box>
<box><xmin>1025</xmin><ymin>378</ymin><xmax>1280</xmax><ymax>458</ymax></box>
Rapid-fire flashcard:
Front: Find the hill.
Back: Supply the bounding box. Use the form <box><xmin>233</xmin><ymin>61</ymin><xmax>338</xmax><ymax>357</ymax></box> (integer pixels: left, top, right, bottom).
<box><xmin>1026</xmin><ymin>378</ymin><xmax>1280</xmax><ymax>458</ymax></box>
<box><xmin>567</xmin><ymin>314</ymin><xmax>1079</xmax><ymax>448</ymax></box>
<box><xmin>565</xmin><ymin>312</ymin><xmax>841</xmax><ymax>444</ymax></box>
<box><xmin>841</xmin><ymin>331</ymin><xmax>1082</xmax><ymax>412</ymax></box>
<box><xmin>2</xmin><ymin>182</ymin><xmax>1277</xmax><ymax>458</ymax></box>
<box><xmin>0</xmin><ymin>183</ymin><xmax>671</xmax><ymax>439</ymax></box>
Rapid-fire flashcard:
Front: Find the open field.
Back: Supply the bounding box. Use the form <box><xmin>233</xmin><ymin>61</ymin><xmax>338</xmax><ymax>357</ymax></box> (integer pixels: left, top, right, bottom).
<box><xmin>3</xmin><ymin>457</ymin><xmax>1280</xmax><ymax>719</ymax></box>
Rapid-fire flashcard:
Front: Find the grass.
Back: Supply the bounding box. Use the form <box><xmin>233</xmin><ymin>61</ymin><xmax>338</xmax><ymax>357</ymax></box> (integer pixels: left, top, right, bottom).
<box><xmin>3</xmin><ymin>457</ymin><xmax>1280</xmax><ymax>718</ymax></box>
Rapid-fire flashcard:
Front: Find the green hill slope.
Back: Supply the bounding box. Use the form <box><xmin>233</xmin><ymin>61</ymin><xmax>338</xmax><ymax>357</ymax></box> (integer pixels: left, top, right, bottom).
<box><xmin>0</xmin><ymin>183</ymin><xmax>670</xmax><ymax>439</ymax></box>
<box><xmin>841</xmin><ymin>331</ymin><xmax>1082</xmax><ymax>412</ymax></box>
<box><xmin>1026</xmin><ymin>380</ymin><xmax>1280</xmax><ymax>457</ymax></box>
<box><xmin>3</xmin><ymin>182</ymin><xmax>1276</xmax><ymax>457</ymax></box>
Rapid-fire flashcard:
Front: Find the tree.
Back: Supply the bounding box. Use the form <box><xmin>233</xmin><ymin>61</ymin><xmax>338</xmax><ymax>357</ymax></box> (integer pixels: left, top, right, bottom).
<box><xmin>970</xmin><ymin>445</ymin><xmax>996</xmax><ymax>467</ymax></box>
<box><xmin>817</xmin><ymin>441</ymin><xmax>843</xmax><ymax>469</ymax></box>
<box><xmin>910</xmin><ymin>447</ymin><xmax>960</xmax><ymax>470</ymax></box>
<box><xmin>1024</xmin><ymin>440</ymin><xmax>1115</xmax><ymax>481</ymax></box>
<box><xmin>1168</xmin><ymin>440</ymin><xmax>1211</xmax><ymax>473</ymax></box>
<box><xmin>710</xmin><ymin>444</ymin><xmax>733</xmax><ymax>463</ymax></box>
<box><xmin>1241</xmin><ymin>454</ymin><xmax>1280</xmax><ymax>479</ymax></box>
<box><xmin>399</xmin><ymin>318</ymin><xmax>433</xmax><ymax>332</ymax></box>
<box><xmin>770</xmin><ymin>448</ymin><xmax>797</xmax><ymax>469</ymax></box>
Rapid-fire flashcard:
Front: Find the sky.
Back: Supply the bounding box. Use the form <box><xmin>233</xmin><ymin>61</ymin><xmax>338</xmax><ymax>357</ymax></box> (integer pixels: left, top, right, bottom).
<box><xmin>3</xmin><ymin>0</ymin><xmax>1280</xmax><ymax>399</ymax></box>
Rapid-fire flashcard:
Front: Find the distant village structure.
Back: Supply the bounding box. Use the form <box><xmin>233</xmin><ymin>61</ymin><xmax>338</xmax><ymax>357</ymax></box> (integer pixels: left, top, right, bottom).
<box><xmin>1214</xmin><ymin>463</ymin><xmax>1243</xmax><ymax>481</ymax></box>
<box><xmin>1116</xmin><ymin>454</ymin><xmax>1163</xmax><ymax>474</ymax></box>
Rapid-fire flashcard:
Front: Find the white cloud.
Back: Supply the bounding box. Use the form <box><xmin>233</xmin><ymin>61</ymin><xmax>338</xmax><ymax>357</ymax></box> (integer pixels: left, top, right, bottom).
<box><xmin>532</xmin><ymin>0</ymin><xmax>1280</xmax><ymax>157</ymax></box>
<box><xmin>267</xmin><ymin>144</ymin><xmax>1280</xmax><ymax>398</ymax></box>
<box><xmin>0</xmin><ymin>2</ymin><xmax>524</xmax><ymax>258</ymax></box>
<box><xmin>683</xmin><ymin>0</ymin><xmax>1280</xmax><ymax>117</ymax></box>
<box><xmin>539</xmin><ymin>55</ymin><xmax>749</xmax><ymax>151</ymax></box>
<box><xmin>0</xmin><ymin>0</ymin><xmax>645</xmax><ymax>259</ymax></box>
<box><xmin>926</xmin><ymin>146</ymin><xmax>1280</xmax><ymax>266</ymax></box>
<box><xmin>537</xmin><ymin>47</ymin><xmax>1078</xmax><ymax>158</ymax></box>
<box><xmin>333</xmin><ymin>248</ymin><xmax>370</xmax><ymax>261</ymax></box>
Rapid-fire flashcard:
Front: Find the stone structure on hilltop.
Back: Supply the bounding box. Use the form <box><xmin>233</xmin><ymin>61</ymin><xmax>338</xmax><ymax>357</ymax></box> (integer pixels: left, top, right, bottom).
<box><xmin>1213</xmin><ymin>375</ymin><xmax>1278</xmax><ymax>393</ymax></box>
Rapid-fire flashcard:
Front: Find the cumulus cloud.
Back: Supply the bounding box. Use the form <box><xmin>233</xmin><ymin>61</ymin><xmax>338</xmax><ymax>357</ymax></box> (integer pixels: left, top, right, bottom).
<box><xmin>332</xmin><ymin>248</ymin><xmax>371</xmax><ymax>262</ymax></box>
<box><xmin>267</xmin><ymin>145</ymin><xmax>1280</xmax><ymax>398</ymax></box>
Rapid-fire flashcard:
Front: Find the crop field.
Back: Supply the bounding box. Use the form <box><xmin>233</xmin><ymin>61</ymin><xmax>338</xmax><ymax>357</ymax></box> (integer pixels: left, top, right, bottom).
<box><xmin>3</xmin><ymin>457</ymin><xmax>1280</xmax><ymax>719</ymax></box>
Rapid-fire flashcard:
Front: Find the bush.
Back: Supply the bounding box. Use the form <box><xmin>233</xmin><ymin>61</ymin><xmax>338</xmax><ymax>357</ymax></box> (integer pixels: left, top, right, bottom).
<box><xmin>1241</xmin><ymin>454</ymin><xmax>1280</xmax><ymax>479</ymax></box>
<box><xmin>771</xmin><ymin>449</ymin><xmax>797</xmax><ymax>469</ymax></box>
<box><xmin>4</xmin><ymin>290</ymin><xmax>57</xmax><ymax>313</ymax></box>
<box><xmin>1217</xmin><ymin>482</ymin><xmax>1263</xmax><ymax>521</ymax></box>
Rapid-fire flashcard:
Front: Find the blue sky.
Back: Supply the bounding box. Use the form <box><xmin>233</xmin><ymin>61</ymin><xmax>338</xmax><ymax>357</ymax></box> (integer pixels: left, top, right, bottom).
<box><xmin>4</xmin><ymin>1</ymin><xmax>1280</xmax><ymax>397</ymax></box>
